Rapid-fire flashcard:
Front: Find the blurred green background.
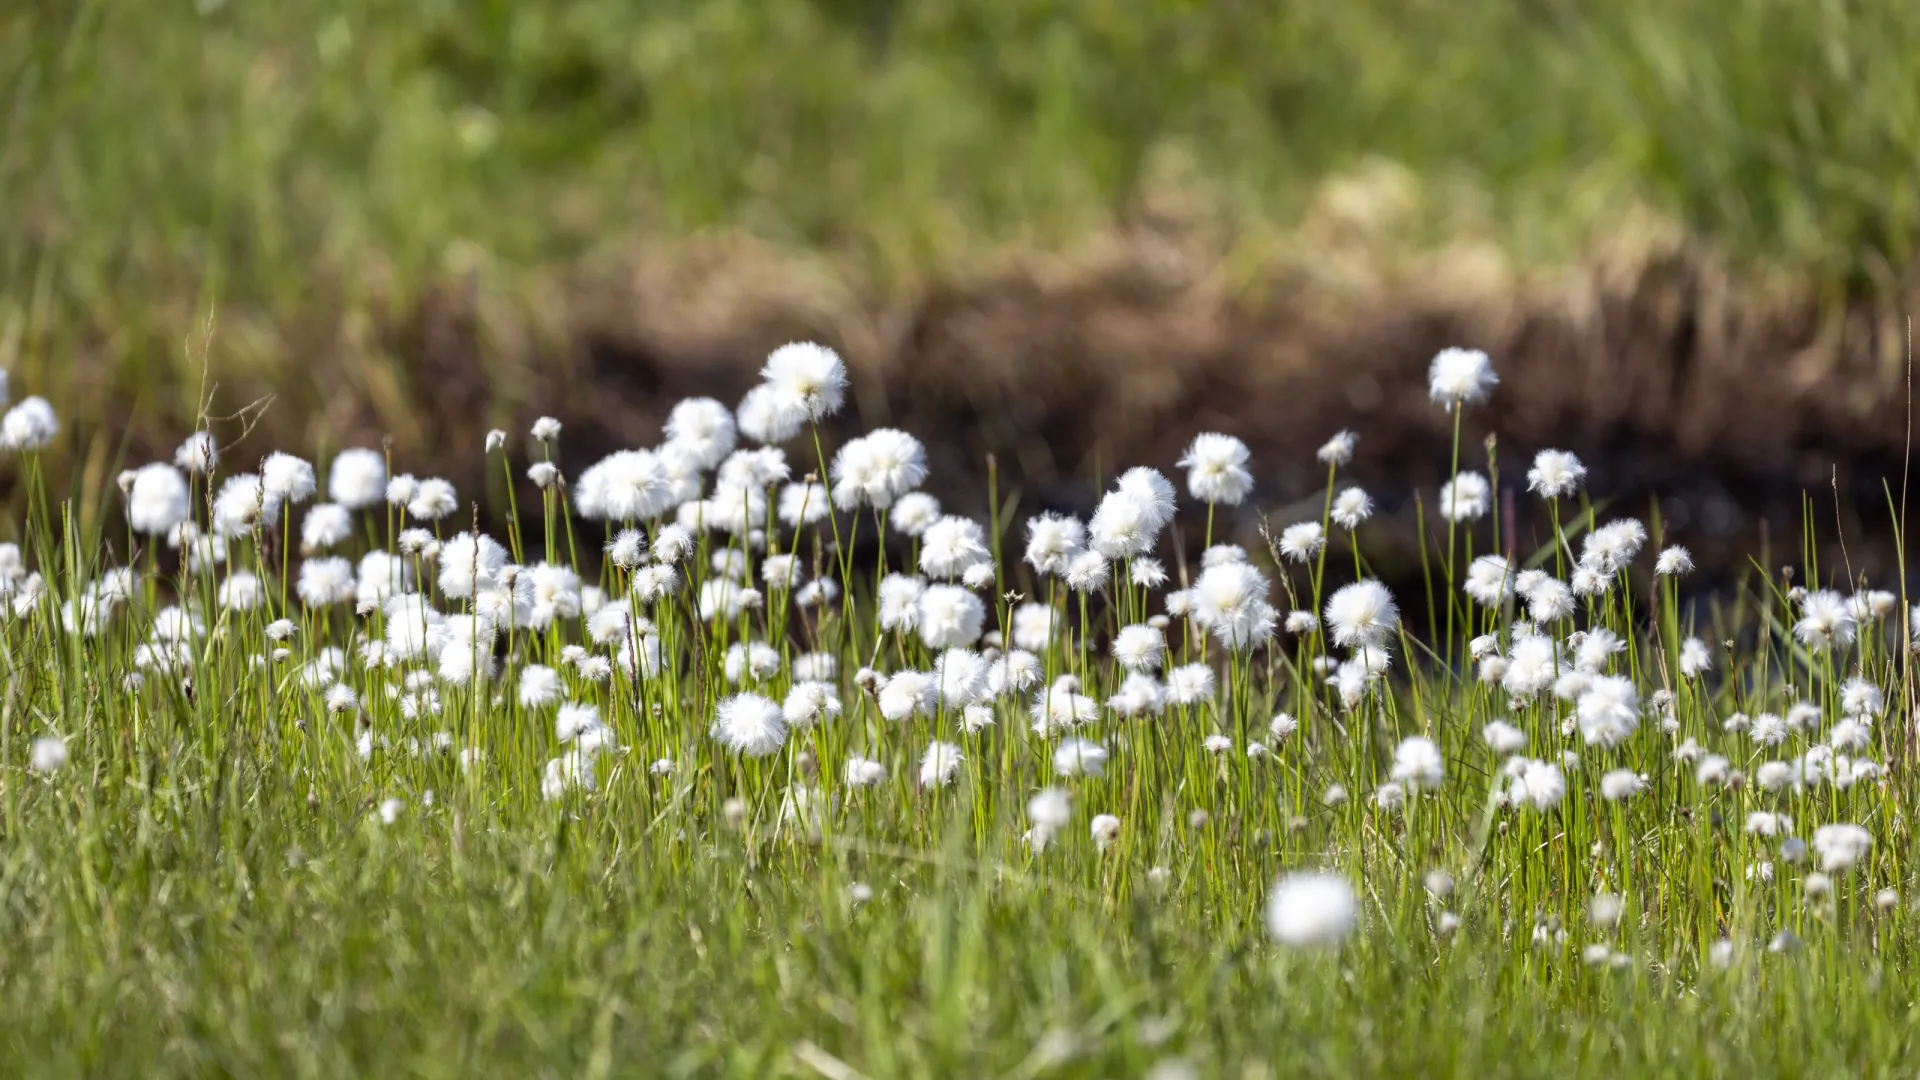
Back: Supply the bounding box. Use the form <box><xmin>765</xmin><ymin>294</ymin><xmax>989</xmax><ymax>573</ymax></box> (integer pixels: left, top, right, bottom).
<box><xmin>3</xmin><ymin>0</ymin><xmax>1918</xmax><ymax>499</ymax></box>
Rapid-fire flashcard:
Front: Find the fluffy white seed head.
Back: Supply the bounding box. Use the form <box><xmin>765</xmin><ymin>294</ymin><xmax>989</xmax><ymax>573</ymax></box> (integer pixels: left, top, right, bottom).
<box><xmin>712</xmin><ymin>693</ymin><xmax>788</xmax><ymax>758</ymax></box>
<box><xmin>126</xmin><ymin>463</ymin><xmax>190</xmax><ymax>537</ymax></box>
<box><xmin>761</xmin><ymin>342</ymin><xmax>848</xmax><ymax>422</ymax></box>
<box><xmin>1438</xmin><ymin>471</ymin><xmax>1491</xmax><ymax>523</ymax></box>
<box><xmin>1427</xmin><ymin>347</ymin><xmax>1497</xmax><ymax>410</ymax></box>
<box><xmin>328</xmin><ymin>448</ymin><xmax>388</xmax><ymax>510</ymax></box>
<box><xmin>1177</xmin><ymin>432</ymin><xmax>1254</xmax><ymax>506</ymax></box>
<box><xmin>174</xmin><ymin>431</ymin><xmax>218</xmax><ymax>474</ymax></box>
<box><xmin>1317</xmin><ymin>430</ymin><xmax>1356</xmax><ymax>467</ymax></box>
<box><xmin>1277</xmin><ymin>522</ymin><xmax>1325</xmax><ymax>564</ymax></box>
<box><xmin>1526</xmin><ymin>450</ymin><xmax>1586</xmax><ymax>499</ymax></box>
<box><xmin>1324</xmin><ymin>580</ymin><xmax>1398</xmax><ymax>649</ymax></box>
<box><xmin>1265</xmin><ymin>872</ymin><xmax>1358</xmax><ymax>948</ymax></box>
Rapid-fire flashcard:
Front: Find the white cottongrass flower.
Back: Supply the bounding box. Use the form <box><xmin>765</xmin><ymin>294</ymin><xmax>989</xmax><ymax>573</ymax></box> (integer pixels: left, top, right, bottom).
<box><xmin>1428</xmin><ymin>347</ymin><xmax>1497</xmax><ymax>409</ymax></box>
<box><xmin>1113</xmin><ymin>624</ymin><xmax>1166</xmax><ymax>671</ymax></box>
<box><xmin>712</xmin><ymin>693</ymin><xmax>788</xmax><ymax>758</ymax></box>
<box><xmin>632</xmin><ymin>565</ymin><xmax>680</xmax><ymax>604</ymax></box>
<box><xmin>1088</xmin><ymin>490</ymin><xmax>1157</xmax><ymax>559</ymax></box>
<box><xmin>1063</xmin><ymin>551</ymin><xmax>1109</xmax><ymax>593</ymax></box>
<box><xmin>1577</xmin><ymin>675</ymin><xmax>1640</xmax><ymax>748</ymax></box>
<box><xmin>1324</xmin><ymin>579</ymin><xmax>1398</xmax><ymax>649</ymax></box>
<box><xmin>300</xmin><ymin>503</ymin><xmax>353</xmax><ymax>553</ymax></box>
<box><xmin>1030</xmin><ymin>685</ymin><xmax>1100</xmax><ymax>737</ymax></box>
<box><xmin>1574</xmin><ymin>627</ymin><xmax>1625</xmax><ymax>673</ymax></box>
<box><xmin>1841</xmin><ymin>677</ymin><xmax>1884</xmax><ymax>719</ymax></box>
<box><xmin>1131</xmin><ymin>558</ymin><xmax>1167</xmax><ymax>588</ymax></box>
<box><xmin>762</xmin><ymin>342</ymin><xmax>848</xmax><ymax>422</ymax></box>
<box><xmin>1438</xmin><ymin>471</ymin><xmax>1490</xmax><ymax>522</ymax></box>
<box><xmin>1793</xmin><ymin>590</ymin><xmax>1857</xmax><ymax>651</ymax></box>
<box><xmin>783</xmin><ymin>682</ymin><xmax>841</xmax><ymax>728</ymax></box>
<box><xmin>1317</xmin><ymin>430</ymin><xmax>1356</xmax><ymax>467</ymax></box>
<box><xmin>662</xmin><ymin>397</ymin><xmax>737</xmax><ymax>469</ymax></box>
<box><xmin>717</xmin><ymin>446</ymin><xmax>789</xmax><ymax>490</ymax></box>
<box><xmin>262</xmin><ymin>452</ymin><xmax>317</xmax><ymax>505</ymax></box>
<box><xmin>761</xmin><ymin>554</ymin><xmax>800</xmax><ymax>591</ymax></box>
<box><xmin>878</xmin><ymin>670</ymin><xmax>937</xmax><ymax>722</ymax></box>
<box><xmin>586</xmin><ymin>450</ymin><xmax>673</xmax><ymax>522</ymax></box>
<box><xmin>1812</xmin><ymin>823</ymin><xmax>1872</xmax><ymax>873</ymax></box>
<box><xmin>1164</xmin><ymin>663</ymin><xmax>1216</xmax><ymax>706</ymax></box>
<box><xmin>518</xmin><ymin>665</ymin><xmax>561</xmax><ymax>709</ymax></box>
<box><xmin>175</xmin><ymin>431</ymin><xmax>218</xmax><ymax>473</ymax></box>
<box><xmin>1678</xmin><ymin>637</ymin><xmax>1712</xmax><ymax>677</ymax></box>
<box><xmin>1655</xmin><ymin>546</ymin><xmax>1694</xmax><ymax>576</ymax></box>
<box><xmin>1580</xmin><ymin>519</ymin><xmax>1647</xmax><ymax>577</ymax></box>
<box><xmin>1511</xmin><ymin>760</ymin><xmax>1566</xmax><ymax>809</ymax></box>
<box><xmin>437</xmin><ymin>532</ymin><xmax>508</xmax><ymax>598</ymax></box>
<box><xmin>1191</xmin><ymin>562</ymin><xmax>1275</xmax><ymax>650</ymax></box>
<box><xmin>734</xmin><ymin>384</ymin><xmax>799</xmax><ymax>444</ymax></box>
<box><xmin>1265</xmin><ymin>872</ymin><xmax>1358</xmax><ymax>947</ymax></box>
<box><xmin>844</xmin><ymin>756</ymin><xmax>889</xmax><ymax>788</ymax></box>
<box><xmin>604</xmin><ymin>529</ymin><xmax>648</xmax><ymax>570</ymax></box>
<box><xmin>385</xmin><ymin>474</ymin><xmax>419</xmax><ymax>509</ymax></box>
<box><xmin>1523</xmin><ymin>575</ymin><xmax>1575</xmax><ymax>622</ymax></box>
<box><xmin>1089</xmin><ymin>814</ymin><xmax>1122</xmax><ymax>852</ymax></box>
<box><xmin>1284</xmin><ymin>610</ymin><xmax>1318</xmax><ymax>635</ymax></box>
<box><xmin>1024</xmin><ymin>513</ymin><xmax>1085</xmax><ymax>577</ymax></box>
<box><xmin>328</xmin><ymin>448</ymin><xmax>387</xmax><ymax>510</ymax></box>
<box><xmin>219</xmin><ymin>572</ymin><xmax>265</xmax><ymax>612</ymax></box>
<box><xmin>777</xmin><ymin>482</ymin><xmax>831</xmax><ymax>527</ymax></box>
<box><xmin>878</xmin><ymin>574</ymin><xmax>927</xmax><ymax>632</ymax></box>
<box><xmin>1051</xmin><ymin>737</ymin><xmax>1108</xmax><ymax>778</ymax></box>
<box><xmin>1201</xmin><ymin>544</ymin><xmax>1245</xmax><ymax>568</ymax></box>
<box><xmin>1108</xmin><ymin>674</ymin><xmax>1165</xmax><ymax>717</ymax></box>
<box><xmin>1277</xmin><ymin>522</ymin><xmax>1325</xmax><ymax>564</ymax></box>
<box><xmin>1482</xmin><ymin>720</ymin><xmax>1527</xmax><ymax>755</ymax></box>
<box><xmin>1696</xmin><ymin>754</ymin><xmax>1733</xmax><ymax>785</ymax></box>
<box><xmin>1389</xmin><ymin>736</ymin><xmax>1444</xmax><ymax>791</ymax></box>
<box><xmin>1177</xmin><ymin>432</ymin><xmax>1254</xmax><ymax>505</ymax></box>
<box><xmin>1330</xmin><ymin>488</ymin><xmax>1372</xmax><ymax>530</ymax></box>
<box><xmin>530</xmin><ymin>416</ymin><xmax>562</xmax><ymax>443</ymax></box>
<box><xmin>919</xmin><ymin>516</ymin><xmax>991</xmax><ymax>579</ymax></box>
<box><xmin>1828</xmin><ymin>718</ymin><xmax>1873</xmax><ymax>752</ymax></box>
<box><xmin>933</xmin><ymin>648</ymin><xmax>991</xmax><ymax>707</ymax></box>
<box><xmin>1027</xmin><ymin>788</ymin><xmax>1072</xmax><ymax>851</ymax></box>
<box><xmin>722</xmin><ymin>641</ymin><xmax>783</xmax><ymax>684</ymax></box>
<box><xmin>1115</xmin><ymin>467</ymin><xmax>1177</xmax><ymax>531</ymax></box>
<box><xmin>830</xmin><ymin>429</ymin><xmax>928</xmax><ymax>509</ymax></box>
<box><xmin>324</xmin><ymin>683</ymin><xmax>359</xmax><ymax>715</ymax></box>
<box><xmin>652</xmin><ymin>524</ymin><xmax>694</xmax><ymax>565</ymax></box>
<box><xmin>407</xmin><ymin>477</ymin><xmax>459</xmax><ymax>521</ymax></box>
<box><xmin>1462</xmin><ymin>554</ymin><xmax>1514</xmax><ymax>606</ymax></box>
<box><xmin>990</xmin><ymin>651</ymin><xmax>1042</xmax><ymax>698</ymax></box>
<box><xmin>1526</xmin><ymin>450</ymin><xmax>1586</xmax><ymax>499</ymax></box>
<box><xmin>296</xmin><ymin>557</ymin><xmax>356</xmax><ymax>607</ymax></box>
<box><xmin>918</xmin><ymin>741</ymin><xmax>965</xmax><ymax>788</ymax></box>
<box><xmin>917</xmin><ymin>584</ymin><xmax>985</xmax><ymax>649</ymax></box>
<box><xmin>29</xmin><ymin>736</ymin><xmax>68</xmax><ymax>775</ymax></box>
<box><xmin>212</xmin><ymin>474</ymin><xmax>276</xmax><ymax>535</ymax></box>
<box><xmin>888</xmin><ymin>492</ymin><xmax>942</xmax><ymax>537</ymax></box>
<box><xmin>1599</xmin><ymin>769</ymin><xmax>1644</xmax><ymax>800</ymax></box>
<box><xmin>0</xmin><ymin>397</ymin><xmax>57</xmax><ymax>451</ymax></box>
<box><xmin>126</xmin><ymin>463</ymin><xmax>191</xmax><ymax>537</ymax></box>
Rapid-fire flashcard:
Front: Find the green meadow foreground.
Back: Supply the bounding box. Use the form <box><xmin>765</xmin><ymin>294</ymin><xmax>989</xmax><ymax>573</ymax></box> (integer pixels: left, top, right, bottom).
<box><xmin>0</xmin><ymin>345</ymin><xmax>1916</xmax><ymax>1076</ymax></box>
